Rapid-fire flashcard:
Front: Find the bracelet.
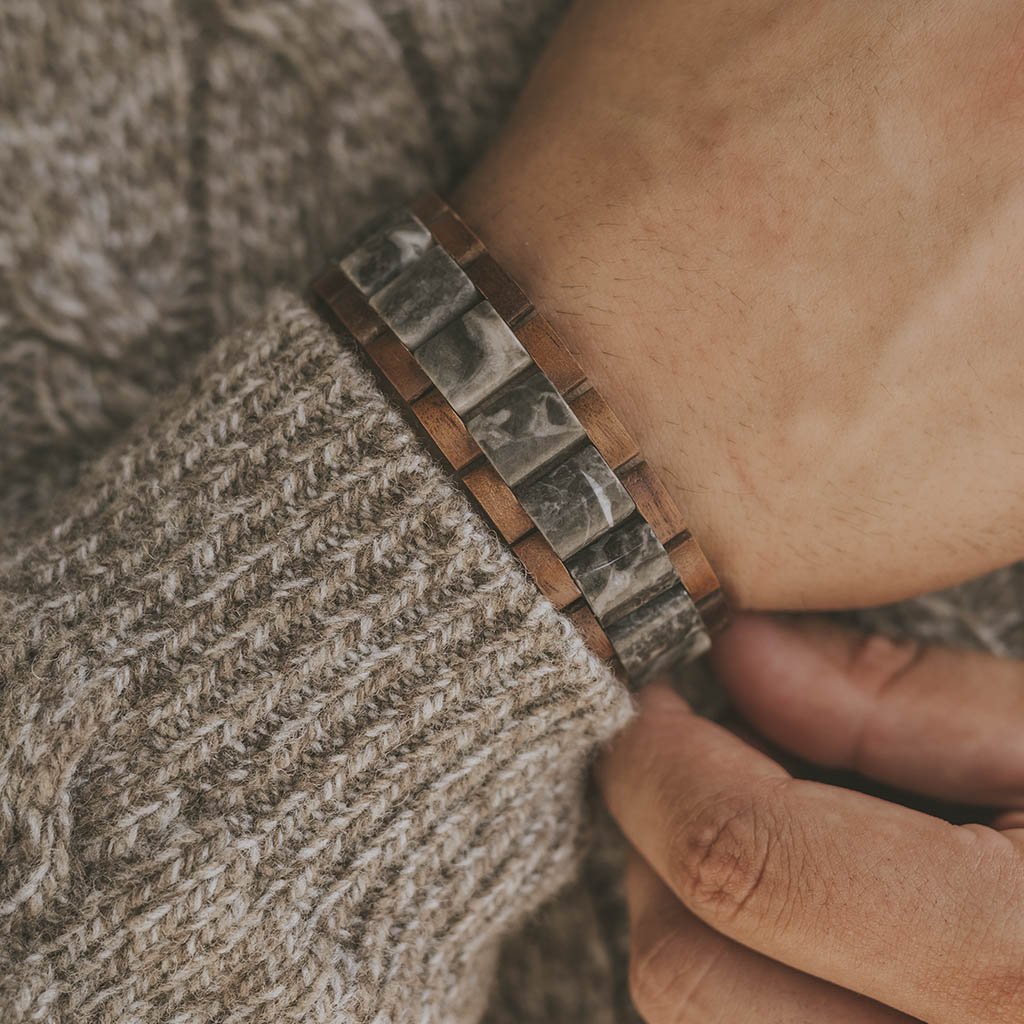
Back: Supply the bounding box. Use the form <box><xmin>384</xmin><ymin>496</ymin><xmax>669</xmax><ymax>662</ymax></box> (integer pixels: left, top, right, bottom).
<box><xmin>313</xmin><ymin>193</ymin><xmax>727</xmax><ymax>685</ymax></box>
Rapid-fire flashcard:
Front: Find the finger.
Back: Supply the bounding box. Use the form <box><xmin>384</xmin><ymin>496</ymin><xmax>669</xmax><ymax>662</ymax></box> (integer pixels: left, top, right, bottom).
<box><xmin>597</xmin><ymin>684</ymin><xmax>1024</xmax><ymax>1024</ymax></box>
<box><xmin>710</xmin><ymin>614</ymin><xmax>1024</xmax><ymax>806</ymax></box>
<box><xmin>991</xmin><ymin>810</ymin><xmax>1024</xmax><ymax>831</ymax></box>
<box><xmin>625</xmin><ymin>851</ymin><xmax>916</xmax><ymax>1024</ymax></box>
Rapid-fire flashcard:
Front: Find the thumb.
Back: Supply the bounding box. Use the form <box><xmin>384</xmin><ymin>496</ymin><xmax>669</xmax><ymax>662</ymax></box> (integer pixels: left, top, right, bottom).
<box><xmin>710</xmin><ymin>614</ymin><xmax>1024</xmax><ymax>807</ymax></box>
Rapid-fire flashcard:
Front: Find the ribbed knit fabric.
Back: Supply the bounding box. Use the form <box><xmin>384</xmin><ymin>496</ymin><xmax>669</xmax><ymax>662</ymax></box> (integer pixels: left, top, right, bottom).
<box><xmin>3</xmin><ymin>2</ymin><xmax>1024</xmax><ymax>1022</ymax></box>
<box><xmin>0</xmin><ymin>296</ymin><xmax>632</xmax><ymax>1022</ymax></box>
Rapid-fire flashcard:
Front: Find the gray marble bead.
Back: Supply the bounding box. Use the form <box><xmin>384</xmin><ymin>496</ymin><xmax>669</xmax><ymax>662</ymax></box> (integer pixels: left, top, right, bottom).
<box><xmin>607</xmin><ymin>584</ymin><xmax>711</xmax><ymax>683</ymax></box>
<box><xmin>516</xmin><ymin>443</ymin><xmax>635</xmax><ymax>560</ymax></box>
<box><xmin>466</xmin><ymin>369</ymin><xmax>587</xmax><ymax>489</ymax></box>
<box><xmin>568</xmin><ymin>518</ymin><xmax>677</xmax><ymax>625</ymax></box>
<box><xmin>414</xmin><ymin>301</ymin><xmax>533</xmax><ymax>416</ymax></box>
<box><xmin>370</xmin><ymin>246</ymin><xmax>479</xmax><ymax>348</ymax></box>
<box><xmin>340</xmin><ymin>212</ymin><xmax>433</xmax><ymax>296</ymax></box>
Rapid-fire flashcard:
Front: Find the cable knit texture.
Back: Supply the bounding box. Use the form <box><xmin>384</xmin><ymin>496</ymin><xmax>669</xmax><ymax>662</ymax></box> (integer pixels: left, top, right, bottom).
<box><xmin>0</xmin><ymin>297</ymin><xmax>632</xmax><ymax>1022</ymax></box>
<box><xmin>2</xmin><ymin>2</ymin><xmax>1023</xmax><ymax>1023</ymax></box>
<box><xmin>0</xmin><ymin>0</ymin><xmax>566</xmax><ymax>532</ymax></box>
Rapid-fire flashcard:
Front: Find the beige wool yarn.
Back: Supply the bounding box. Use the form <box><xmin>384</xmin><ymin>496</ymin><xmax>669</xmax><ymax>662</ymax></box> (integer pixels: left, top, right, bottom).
<box><xmin>1</xmin><ymin>2</ymin><xmax>1022</xmax><ymax>1021</ymax></box>
<box><xmin>0</xmin><ymin>297</ymin><xmax>632</xmax><ymax>1021</ymax></box>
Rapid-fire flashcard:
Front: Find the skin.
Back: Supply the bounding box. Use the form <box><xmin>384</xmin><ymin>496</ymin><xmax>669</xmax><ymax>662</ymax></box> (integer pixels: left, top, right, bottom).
<box><xmin>455</xmin><ymin>1</ymin><xmax>1024</xmax><ymax>1018</ymax></box>
<box><xmin>597</xmin><ymin>619</ymin><xmax>1024</xmax><ymax>1023</ymax></box>
<box><xmin>456</xmin><ymin>0</ymin><xmax>1024</xmax><ymax>611</ymax></box>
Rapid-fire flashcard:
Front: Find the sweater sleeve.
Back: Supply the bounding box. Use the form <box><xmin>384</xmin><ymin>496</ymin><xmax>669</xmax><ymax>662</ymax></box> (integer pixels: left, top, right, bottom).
<box><xmin>0</xmin><ymin>294</ymin><xmax>632</xmax><ymax>1024</ymax></box>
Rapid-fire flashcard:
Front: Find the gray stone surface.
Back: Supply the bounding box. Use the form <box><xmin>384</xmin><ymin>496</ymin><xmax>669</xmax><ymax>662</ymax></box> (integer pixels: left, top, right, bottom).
<box><xmin>467</xmin><ymin>369</ymin><xmax>586</xmax><ymax>488</ymax></box>
<box><xmin>340</xmin><ymin>212</ymin><xmax>434</xmax><ymax>295</ymax></box>
<box><xmin>415</xmin><ymin>301</ymin><xmax>532</xmax><ymax>415</ymax></box>
<box><xmin>516</xmin><ymin>443</ymin><xmax>634</xmax><ymax>560</ymax></box>
<box><xmin>568</xmin><ymin>518</ymin><xmax>677</xmax><ymax>624</ymax></box>
<box><xmin>370</xmin><ymin>245</ymin><xmax>479</xmax><ymax>348</ymax></box>
<box><xmin>607</xmin><ymin>584</ymin><xmax>710</xmax><ymax>683</ymax></box>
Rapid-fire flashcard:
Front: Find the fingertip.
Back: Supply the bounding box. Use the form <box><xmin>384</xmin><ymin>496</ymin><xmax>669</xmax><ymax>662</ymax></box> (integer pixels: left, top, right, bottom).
<box><xmin>710</xmin><ymin>613</ymin><xmax>822</xmax><ymax>705</ymax></box>
<box><xmin>711</xmin><ymin>612</ymin><xmax>831</xmax><ymax>679</ymax></box>
<box><xmin>710</xmin><ymin>614</ymin><xmax>867</xmax><ymax>765</ymax></box>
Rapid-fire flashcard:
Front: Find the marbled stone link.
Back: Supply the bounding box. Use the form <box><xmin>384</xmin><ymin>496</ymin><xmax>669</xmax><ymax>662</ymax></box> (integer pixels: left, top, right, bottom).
<box><xmin>567</xmin><ymin>517</ymin><xmax>678</xmax><ymax>624</ymax></box>
<box><xmin>466</xmin><ymin>369</ymin><xmax>586</xmax><ymax>488</ymax></box>
<box><xmin>414</xmin><ymin>301</ymin><xmax>533</xmax><ymax>415</ymax></box>
<box><xmin>340</xmin><ymin>212</ymin><xmax>433</xmax><ymax>295</ymax></box>
<box><xmin>516</xmin><ymin>443</ymin><xmax>635</xmax><ymax>560</ymax></box>
<box><xmin>370</xmin><ymin>245</ymin><xmax>479</xmax><ymax>348</ymax></box>
<box><xmin>607</xmin><ymin>584</ymin><xmax>711</xmax><ymax>685</ymax></box>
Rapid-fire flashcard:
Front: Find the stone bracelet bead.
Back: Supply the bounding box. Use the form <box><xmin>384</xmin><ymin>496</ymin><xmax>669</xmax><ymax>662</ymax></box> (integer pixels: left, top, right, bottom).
<box><xmin>466</xmin><ymin>369</ymin><xmax>585</xmax><ymax>488</ymax></box>
<box><xmin>516</xmin><ymin>443</ymin><xmax>634</xmax><ymax>560</ymax></box>
<box><xmin>415</xmin><ymin>301</ymin><xmax>533</xmax><ymax>416</ymax></box>
<box><xmin>607</xmin><ymin>584</ymin><xmax>711</xmax><ymax>683</ymax></box>
<box><xmin>340</xmin><ymin>212</ymin><xmax>433</xmax><ymax>296</ymax></box>
<box><xmin>567</xmin><ymin>516</ymin><xmax>678</xmax><ymax>624</ymax></box>
<box><xmin>370</xmin><ymin>245</ymin><xmax>479</xmax><ymax>348</ymax></box>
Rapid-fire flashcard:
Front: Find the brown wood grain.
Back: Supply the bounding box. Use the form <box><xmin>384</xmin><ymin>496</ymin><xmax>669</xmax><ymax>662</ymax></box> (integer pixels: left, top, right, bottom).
<box><xmin>571</xmin><ymin>388</ymin><xmax>640</xmax><ymax>470</ymax></box>
<box><xmin>429</xmin><ymin>210</ymin><xmax>484</xmax><ymax>266</ymax></box>
<box><xmin>410</xmin><ymin>391</ymin><xmax>481</xmax><ymax>470</ymax></box>
<box><xmin>363</xmin><ymin>331</ymin><xmax>432</xmax><ymax>401</ymax></box>
<box><xmin>312</xmin><ymin>266</ymin><xmax>347</xmax><ymax>304</ymax></box>
<box><xmin>464</xmin><ymin>252</ymin><xmax>532</xmax><ymax>325</ymax></box>
<box><xmin>320</xmin><ymin>274</ymin><xmax>385</xmax><ymax>344</ymax></box>
<box><xmin>461</xmin><ymin>463</ymin><xmax>534</xmax><ymax>544</ymax></box>
<box><xmin>696</xmin><ymin>589</ymin><xmax>730</xmax><ymax>635</ymax></box>
<box><xmin>567</xmin><ymin>604</ymin><xmax>615</xmax><ymax>662</ymax></box>
<box><xmin>514</xmin><ymin>313</ymin><xmax>587</xmax><ymax>396</ymax></box>
<box><xmin>666</xmin><ymin>532</ymin><xmax>720</xmax><ymax>604</ymax></box>
<box><xmin>512</xmin><ymin>533</ymin><xmax>581</xmax><ymax>609</ymax></box>
<box><xmin>617</xmin><ymin>462</ymin><xmax>688</xmax><ymax>544</ymax></box>
<box><xmin>409</xmin><ymin>191</ymin><xmax>447</xmax><ymax>225</ymax></box>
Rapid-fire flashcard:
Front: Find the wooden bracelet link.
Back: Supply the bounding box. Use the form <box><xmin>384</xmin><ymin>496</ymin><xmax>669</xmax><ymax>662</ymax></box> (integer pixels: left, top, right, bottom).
<box><xmin>313</xmin><ymin>193</ymin><xmax>727</xmax><ymax>684</ymax></box>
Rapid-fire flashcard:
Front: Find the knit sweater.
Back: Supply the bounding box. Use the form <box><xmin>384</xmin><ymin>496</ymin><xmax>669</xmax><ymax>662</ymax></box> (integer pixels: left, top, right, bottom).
<box><xmin>0</xmin><ymin>295</ymin><xmax>632</xmax><ymax>1021</ymax></box>
<box><xmin>2</xmin><ymin>3</ymin><xmax>1022</xmax><ymax>1023</ymax></box>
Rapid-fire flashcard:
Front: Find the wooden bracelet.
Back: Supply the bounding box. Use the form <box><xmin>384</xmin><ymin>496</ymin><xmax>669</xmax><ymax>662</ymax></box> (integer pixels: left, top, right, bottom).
<box><xmin>313</xmin><ymin>193</ymin><xmax>727</xmax><ymax>685</ymax></box>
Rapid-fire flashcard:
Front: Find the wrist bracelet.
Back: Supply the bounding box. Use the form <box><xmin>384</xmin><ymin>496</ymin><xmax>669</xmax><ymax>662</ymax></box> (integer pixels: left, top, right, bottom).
<box><xmin>313</xmin><ymin>193</ymin><xmax>727</xmax><ymax>685</ymax></box>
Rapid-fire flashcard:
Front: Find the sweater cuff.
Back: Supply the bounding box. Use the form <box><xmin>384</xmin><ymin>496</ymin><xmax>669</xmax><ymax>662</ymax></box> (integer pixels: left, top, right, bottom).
<box><xmin>0</xmin><ymin>293</ymin><xmax>631</xmax><ymax>1023</ymax></box>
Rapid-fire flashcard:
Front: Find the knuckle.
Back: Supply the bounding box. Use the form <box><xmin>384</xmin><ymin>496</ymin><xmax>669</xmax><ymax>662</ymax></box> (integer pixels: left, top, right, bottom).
<box><xmin>667</xmin><ymin>786</ymin><xmax>787</xmax><ymax>927</ymax></box>
<box><xmin>844</xmin><ymin>632</ymin><xmax>925</xmax><ymax>696</ymax></box>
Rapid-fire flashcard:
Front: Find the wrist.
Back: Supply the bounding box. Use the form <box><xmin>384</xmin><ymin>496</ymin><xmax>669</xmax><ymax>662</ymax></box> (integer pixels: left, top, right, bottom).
<box><xmin>454</xmin><ymin>165</ymin><xmax>763</xmax><ymax>610</ymax></box>
<box><xmin>449</xmin><ymin>0</ymin><xmax>1024</xmax><ymax>615</ymax></box>
<box><xmin>318</xmin><ymin>192</ymin><xmax>729</xmax><ymax>678</ymax></box>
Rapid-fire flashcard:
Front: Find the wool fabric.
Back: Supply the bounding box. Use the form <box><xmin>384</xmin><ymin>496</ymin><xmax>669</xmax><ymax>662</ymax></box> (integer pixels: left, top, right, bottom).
<box><xmin>2</xmin><ymin>2</ymin><xmax>1023</xmax><ymax>1022</ymax></box>
<box><xmin>0</xmin><ymin>296</ymin><xmax>633</xmax><ymax>1021</ymax></box>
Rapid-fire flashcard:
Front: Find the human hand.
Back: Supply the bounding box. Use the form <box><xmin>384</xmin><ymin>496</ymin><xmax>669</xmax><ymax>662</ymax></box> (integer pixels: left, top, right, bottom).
<box><xmin>597</xmin><ymin>615</ymin><xmax>1024</xmax><ymax>1023</ymax></box>
<box><xmin>457</xmin><ymin>0</ymin><xmax>1024</xmax><ymax>610</ymax></box>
